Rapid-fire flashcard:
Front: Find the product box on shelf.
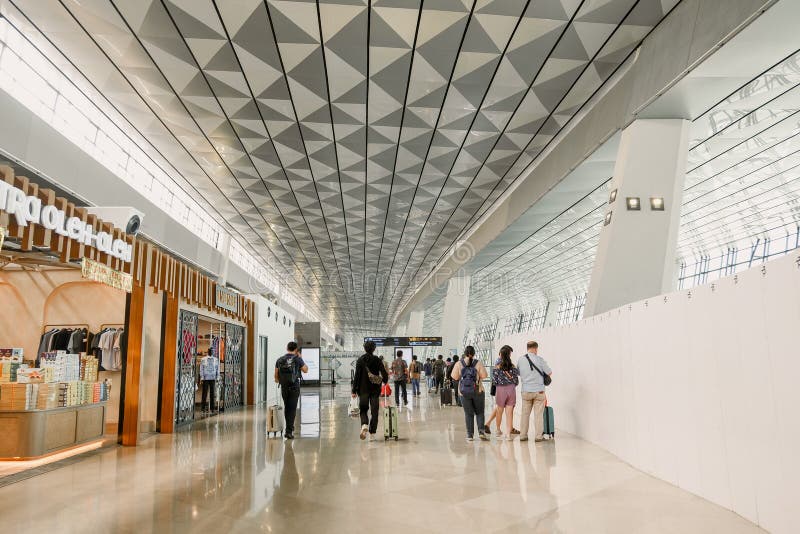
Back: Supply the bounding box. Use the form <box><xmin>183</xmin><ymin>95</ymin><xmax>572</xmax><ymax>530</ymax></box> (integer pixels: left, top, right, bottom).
<box><xmin>0</xmin><ymin>348</ymin><xmax>24</xmax><ymax>362</ymax></box>
<box><xmin>16</xmin><ymin>368</ymin><xmax>44</xmax><ymax>384</ymax></box>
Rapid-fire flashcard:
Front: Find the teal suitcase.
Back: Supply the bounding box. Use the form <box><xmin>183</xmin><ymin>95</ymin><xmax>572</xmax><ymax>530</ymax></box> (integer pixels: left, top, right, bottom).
<box><xmin>543</xmin><ymin>406</ymin><xmax>555</xmax><ymax>438</ymax></box>
<box><xmin>383</xmin><ymin>404</ymin><xmax>399</xmax><ymax>441</ymax></box>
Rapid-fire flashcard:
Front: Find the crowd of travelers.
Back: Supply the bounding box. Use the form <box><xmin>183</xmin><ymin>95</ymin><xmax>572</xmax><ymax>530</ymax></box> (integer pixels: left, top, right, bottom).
<box><xmin>350</xmin><ymin>339</ymin><xmax>552</xmax><ymax>443</ymax></box>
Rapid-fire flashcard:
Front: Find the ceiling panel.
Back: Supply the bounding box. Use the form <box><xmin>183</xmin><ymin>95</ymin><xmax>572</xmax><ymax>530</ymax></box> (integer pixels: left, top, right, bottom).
<box><xmin>3</xmin><ymin>0</ymin><xmax>679</xmax><ymax>332</ymax></box>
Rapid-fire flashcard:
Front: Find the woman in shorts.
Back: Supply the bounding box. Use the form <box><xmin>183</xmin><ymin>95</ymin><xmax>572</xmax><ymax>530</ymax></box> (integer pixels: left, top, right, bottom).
<box><xmin>491</xmin><ymin>345</ymin><xmax>519</xmax><ymax>440</ymax></box>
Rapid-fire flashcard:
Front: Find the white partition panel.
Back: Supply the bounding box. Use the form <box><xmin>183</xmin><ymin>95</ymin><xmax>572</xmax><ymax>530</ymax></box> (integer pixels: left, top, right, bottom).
<box><xmin>496</xmin><ymin>251</ymin><xmax>800</xmax><ymax>533</ymax></box>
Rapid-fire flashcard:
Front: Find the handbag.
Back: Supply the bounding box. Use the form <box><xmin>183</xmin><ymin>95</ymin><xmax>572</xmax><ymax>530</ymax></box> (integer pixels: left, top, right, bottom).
<box><xmin>381</xmin><ymin>383</ymin><xmax>392</xmax><ymax>397</ymax></box>
<box><xmin>525</xmin><ymin>355</ymin><xmax>552</xmax><ymax>386</ymax></box>
<box><xmin>490</xmin><ymin>383</ymin><xmax>496</xmax><ymax>396</ymax></box>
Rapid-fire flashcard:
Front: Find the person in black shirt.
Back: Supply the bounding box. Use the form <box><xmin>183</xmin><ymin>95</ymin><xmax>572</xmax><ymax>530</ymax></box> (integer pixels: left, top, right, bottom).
<box><xmin>352</xmin><ymin>340</ymin><xmax>389</xmax><ymax>441</ymax></box>
<box><xmin>274</xmin><ymin>341</ymin><xmax>308</xmax><ymax>440</ymax></box>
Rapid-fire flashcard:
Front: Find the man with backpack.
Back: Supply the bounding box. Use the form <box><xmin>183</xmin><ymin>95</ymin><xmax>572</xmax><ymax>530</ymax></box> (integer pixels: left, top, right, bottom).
<box><xmin>352</xmin><ymin>340</ymin><xmax>389</xmax><ymax>440</ymax></box>
<box><xmin>517</xmin><ymin>341</ymin><xmax>552</xmax><ymax>442</ymax></box>
<box><xmin>274</xmin><ymin>341</ymin><xmax>308</xmax><ymax>440</ymax></box>
<box><xmin>391</xmin><ymin>350</ymin><xmax>409</xmax><ymax>406</ymax></box>
<box><xmin>450</xmin><ymin>355</ymin><xmax>462</xmax><ymax>407</ymax></box>
<box><xmin>450</xmin><ymin>346</ymin><xmax>489</xmax><ymax>441</ymax></box>
<box><xmin>409</xmin><ymin>355</ymin><xmax>422</xmax><ymax>397</ymax></box>
<box><xmin>432</xmin><ymin>354</ymin><xmax>445</xmax><ymax>392</ymax></box>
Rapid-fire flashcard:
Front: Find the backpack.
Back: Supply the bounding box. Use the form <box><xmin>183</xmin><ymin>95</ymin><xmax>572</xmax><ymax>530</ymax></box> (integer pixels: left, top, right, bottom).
<box><xmin>278</xmin><ymin>355</ymin><xmax>299</xmax><ymax>387</ymax></box>
<box><xmin>459</xmin><ymin>359</ymin><xmax>478</xmax><ymax>395</ymax></box>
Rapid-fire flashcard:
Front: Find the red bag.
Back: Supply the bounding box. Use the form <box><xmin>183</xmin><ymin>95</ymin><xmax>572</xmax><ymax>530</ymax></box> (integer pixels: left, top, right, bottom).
<box><xmin>381</xmin><ymin>383</ymin><xmax>392</xmax><ymax>397</ymax></box>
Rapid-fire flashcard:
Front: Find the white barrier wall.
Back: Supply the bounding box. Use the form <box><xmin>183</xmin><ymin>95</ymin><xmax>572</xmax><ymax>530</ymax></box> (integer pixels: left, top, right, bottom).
<box><xmin>497</xmin><ymin>251</ymin><xmax>800</xmax><ymax>533</ymax></box>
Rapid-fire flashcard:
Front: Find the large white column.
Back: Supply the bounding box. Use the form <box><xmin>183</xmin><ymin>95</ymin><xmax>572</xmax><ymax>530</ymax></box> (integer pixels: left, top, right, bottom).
<box><xmin>407</xmin><ymin>309</ymin><xmax>425</xmax><ymax>335</ymax></box>
<box><xmin>585</xmin><ymin>119</ymin><xmax>690</xmax><ymax>317</ymax></box>
<box><xmin>441</xmin><ymin>276</ymin><xmax>470</xmax><ymax>356</ymax></box>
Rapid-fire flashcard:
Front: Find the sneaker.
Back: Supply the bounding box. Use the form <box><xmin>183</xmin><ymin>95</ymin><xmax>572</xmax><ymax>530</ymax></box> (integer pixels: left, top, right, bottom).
<box><xmin>495</xmin><ymin>431</ymin><xmax>504</xmax><ymax>440</ymax></box>
<box><xmin>479</xmin><ymin>433</ymin><xmax>489</xmax><ymax>441</ymax></box>
<box><xmin>483</xmin><ymin>425</ymin><xmax>492</xmax><ymax>435</ymax></box>
<box><xmin>466</xmin><ymin>436</ymin><xmax>474</xmax><ymax>442</ymax></box>
<box><xmin>369</xmin><ymin>434</ymin><xmax>377</xmax><ymax>442</ymax></box>
<box><xmin>285</xmin><ymin>432</ymin><xmax>294</xmax><ymax>440</ymax></box>
<box><xmin>511</xmin><ymin>428</ymin><xmax>521</xmax><ymax>435</ymax></box>
<box><xmin>534</xmin><ymin>437</ymin><xmax>545</xmax><ymax>443</ymax></box>
<box><xmin>360</xmin><ymin>424</ymin><xmax>368</xmax><ymax>440</ymax></box>
<box><xmin>520</xmin><ymin>436</ymin><xmax>529</xmax><ymax>442</ymax></box>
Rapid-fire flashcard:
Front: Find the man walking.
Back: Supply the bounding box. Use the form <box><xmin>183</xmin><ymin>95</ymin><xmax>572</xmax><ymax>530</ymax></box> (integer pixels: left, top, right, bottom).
<box><xmin>517</xmin><ymin>341</ymin><xmax>552</xmax><ymax>442</ymax></box>
<box><xmin>274</xmin><ymin>341</ymin><xmax>308</xmax><ymax>440</ymax></box>
<box><xmin>432</xmin><ymin>354</ymin><xmax>445</xmax><ymax>392</ymax></box>
<box><xmin>450</xmin><ymin>355</ymin><xmax>462</xmax><ymax>407</ymax></box>
<box><xmin>423</xmin><ymin>358</ymin><xmax>433</xmax><ymax>390</ymax></box>
<box><xmin>391</xmin><ymin>350</ymin><xmax>409</xmax><ymax>406</ymax></box>
<box><xmin>409</xmin><ymin>355</ymin><xmax>422</xmax><ymax>397</ymax></box>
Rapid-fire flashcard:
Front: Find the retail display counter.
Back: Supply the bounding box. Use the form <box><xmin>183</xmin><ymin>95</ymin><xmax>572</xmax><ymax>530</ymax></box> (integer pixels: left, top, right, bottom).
<box><xmin>0</xmin><ymin>403</ymin><xmax>106</xmax><ymax>459</ymax></box>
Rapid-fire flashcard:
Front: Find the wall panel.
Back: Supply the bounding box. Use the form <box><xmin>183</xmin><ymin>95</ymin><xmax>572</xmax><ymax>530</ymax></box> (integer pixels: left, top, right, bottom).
<box><xmin>496</xmin><ymin>251</ymin><xmax>800</xmax><ymax>533</ymax></box>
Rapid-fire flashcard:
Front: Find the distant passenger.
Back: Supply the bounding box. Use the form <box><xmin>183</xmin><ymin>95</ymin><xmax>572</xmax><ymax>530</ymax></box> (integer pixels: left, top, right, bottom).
<box><xmin>352</xmin><ymin>340</ymin><xmax>389</xmax><ymax>441</ymax></box>
<box><xmin>409</xmin><ymin>355</ymin><xmax>422</xmax><ymax>397</ymax></box>
<box><xmin>433</xmin><ymin>355</ymin><xmax>445</xmax><ymax>392</ymax></box>
<box><xmin>391</xmin><ymin>350</ymin><xmax>409</xmax><ymax>406</ymax></box>
<box><xmin>491</xmin><ymin>345</ymin><xmax>519</xmax><ymax>440</ymax></box>
<box><xmin>423</xmin><ymin>358</ymin><xmax>433</xmax><ymax>390</ymax></box>
<box><xmin>275</xmin><ymin>341</ymin><xmax>308</xmax><ymax>440</ymax></box>
<box><xmin>450</xmin><ymin>355</ymin><xmax>462</xmax><ymax>407</ymax></box>
<box><xmin>450</xmin><ymin>346</ymin><xmax>489</xmax><ymax>441</ymax></box>
<box><xmin>518</xmin><ymin>341</ymin><xmax>552</xmax><ymax>443</ymax></box>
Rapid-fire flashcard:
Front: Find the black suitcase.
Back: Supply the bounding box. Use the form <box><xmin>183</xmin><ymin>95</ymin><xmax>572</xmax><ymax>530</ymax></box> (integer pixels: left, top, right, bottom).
<box><xmin>440</xmin><ymin>386</ymin><xmax>453</xmax><ymax>406</ymax></box>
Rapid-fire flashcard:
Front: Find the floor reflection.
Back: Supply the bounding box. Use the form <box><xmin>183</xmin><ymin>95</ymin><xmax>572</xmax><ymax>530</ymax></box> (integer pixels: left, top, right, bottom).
<box><xmin>0</xmin><ymin>385</ymin><xmax>765</xmax><ymax>534</ymax></box>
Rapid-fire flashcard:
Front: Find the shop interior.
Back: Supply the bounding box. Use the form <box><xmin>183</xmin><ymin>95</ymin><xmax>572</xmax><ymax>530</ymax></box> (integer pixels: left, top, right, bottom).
<box><xmin>194</xmin><ymin>315</ymin><xmax>226</xmax><ymax>420</ymax></box>
<box><xmin>0</xmin><ymin>246</ymin><xmax>126</xmax><ymax>478</ymax></box>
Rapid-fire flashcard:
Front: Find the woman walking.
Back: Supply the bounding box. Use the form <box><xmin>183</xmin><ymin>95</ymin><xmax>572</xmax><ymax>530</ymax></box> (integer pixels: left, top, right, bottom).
<box><xmin>492</xmin><ymin>345</ymin><xmax>519</xmax><ymax>440</ymax></box>
<box><xmin>352</xmin><ymin>340</ymin><xmax>389</xmax><ymax>441</ymax></box>
<box><xmin>451</xmin><ymin>346</ymin><xmax>489</xmax><ymax>441</ymax></box>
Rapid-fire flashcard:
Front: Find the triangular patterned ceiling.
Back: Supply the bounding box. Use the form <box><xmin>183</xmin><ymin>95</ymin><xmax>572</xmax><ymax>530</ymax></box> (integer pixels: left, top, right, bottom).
<box><xmin>7</xmin><ymin>0</ymin><xmax>680</xmax><ymax>334</ymax></box>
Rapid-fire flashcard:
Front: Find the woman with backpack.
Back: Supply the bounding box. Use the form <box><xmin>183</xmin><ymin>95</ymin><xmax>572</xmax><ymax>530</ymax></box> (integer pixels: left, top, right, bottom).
<box><xmin>492</xmin><ymin>345</ymin><xmax>519</xmax><ymax>440</ymax></box>
<box><xmin>450</xmin><ymin>345</ymin><xmax>489</xmax><ymax>442</ymax></box>
<box><xmin>352</xmin><ymin>340</ymin><xmax>389</xmax><ymax>441</ymax></box>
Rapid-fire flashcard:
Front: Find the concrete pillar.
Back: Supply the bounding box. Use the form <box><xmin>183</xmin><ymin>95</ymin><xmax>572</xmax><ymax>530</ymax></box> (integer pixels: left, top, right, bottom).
<box><xmin>585</xmin><ymin>119</ymin><xmax>689</xmax><ymax>316</ymax></box>
<box><xmin>407</xmin><ymin>309</ymin><xmax>425</xmax><ymax>335</ymax></box>
<box><xmin>441</xmin><ymin>276</ymin><xmax>470</xmax><ymax>356</ymax></box>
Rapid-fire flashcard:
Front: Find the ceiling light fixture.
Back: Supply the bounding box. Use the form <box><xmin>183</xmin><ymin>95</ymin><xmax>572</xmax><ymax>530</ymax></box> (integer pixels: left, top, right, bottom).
<box><xmin>604</xmin><ymin>211</ymin><xmax>612</xmax><ymax>226</ymax></box>
<box><xmin>626</xmin><ymin>197</ymin><xmax>640</xmax><ymax>211</ymax></box>
<box><xmin>609</xmin><ymin>189</ymin><xmax>617</xmax><ymax>204</ymax></box>
<box><xmin>650</xmin><ymin>197</ymin><xmax>665</xmax><ymax>211</ymax></box>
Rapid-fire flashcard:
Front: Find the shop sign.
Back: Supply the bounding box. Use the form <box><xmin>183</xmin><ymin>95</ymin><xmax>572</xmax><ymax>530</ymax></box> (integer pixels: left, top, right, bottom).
<box><xmin>81</xmin><ymin>257</ymin><xmax>133</xmax><ymax>293</ymax></box>
<box><xmin>215</xmin><ymin>285</ymin><xmax>239</xmax><ymax>313</ymax></box>
<box><xmin>0</xmin><ymin>181</ymin><xmax>133</xmax><ymax>262</ymax></box>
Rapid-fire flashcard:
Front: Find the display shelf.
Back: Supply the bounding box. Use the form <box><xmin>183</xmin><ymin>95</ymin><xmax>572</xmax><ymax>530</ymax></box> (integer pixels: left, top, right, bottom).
<box><xmin>0</xmin><ymin>402</ymin><xmax>107</xmax><ymax>460</ymax></box>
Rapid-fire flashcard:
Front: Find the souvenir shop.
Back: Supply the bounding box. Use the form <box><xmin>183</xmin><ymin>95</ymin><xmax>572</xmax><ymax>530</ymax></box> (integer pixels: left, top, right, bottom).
<box><xmin>0</xmin><ymin>167</ymin><xmax>135</xmax><ymax>469</ymax></box>
<box><xmin>0</xmin><ymin>168</ymin><xmax>255</xmax><ymax>475</ymax></box>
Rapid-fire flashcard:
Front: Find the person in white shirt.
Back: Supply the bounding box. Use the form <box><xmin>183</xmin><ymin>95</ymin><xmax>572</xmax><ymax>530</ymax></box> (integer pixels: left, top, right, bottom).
<box><xmin>517</xmin><ymin>341</ymin><xmax>552</xmax><ymax>442</ymax></box>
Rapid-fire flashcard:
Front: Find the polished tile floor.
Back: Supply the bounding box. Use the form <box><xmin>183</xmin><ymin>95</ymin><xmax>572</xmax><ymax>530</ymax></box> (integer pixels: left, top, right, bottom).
<box><xmin>0</xmin><ymin>386</ymin><xmax>763</xmax><ymax>533</ymax></box>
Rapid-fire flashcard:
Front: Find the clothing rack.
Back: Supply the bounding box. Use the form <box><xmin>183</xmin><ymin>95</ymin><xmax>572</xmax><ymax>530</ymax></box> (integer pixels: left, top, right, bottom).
<box><xmin>40</xmin><ymin>324</ymin><xmax>91</xmax><ymax>357</ymax></box>
<box><xmin>99</xmin><ymin>324</ymin><xmax>124</xmax><ymax>331</ymax></box>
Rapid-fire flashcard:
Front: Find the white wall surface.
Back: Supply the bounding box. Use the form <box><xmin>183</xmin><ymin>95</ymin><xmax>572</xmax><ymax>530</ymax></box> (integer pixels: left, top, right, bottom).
<box><xmin>496</xmin><ymin>251</ymin><xmax>800</xmax><ymax>533</ymax></box>
<box><xmin>250</xmin><ymin>296</ymin><xmax>294</xmax><ymax>405</ymax></box>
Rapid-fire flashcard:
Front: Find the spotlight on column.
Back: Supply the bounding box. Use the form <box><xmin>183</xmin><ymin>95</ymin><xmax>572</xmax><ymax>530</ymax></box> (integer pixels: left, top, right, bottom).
<box><xmin>650</xmin><ymin>197</ymin><xmax>665</xmax><ymax>211</ymax></box>
<box><xmin>625</xmin><ymin>197</ymin><xmax>641</xmax><ymax>211</ymax></box>
<box><xmin>604</xmin><ymin>211</ymin><xmax>612</xmax><ymax>226</ymax></box>
<box><xmin>608</xmin><ymin>189</ymin><xmax>617</xmax><ymax>204</ymax></box>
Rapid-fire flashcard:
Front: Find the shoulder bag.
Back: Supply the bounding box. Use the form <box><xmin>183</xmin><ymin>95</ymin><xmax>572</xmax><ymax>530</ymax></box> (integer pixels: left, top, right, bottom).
<box><xmin>525</xmin><ymin>355</ymin><xmax>552</xmax><ymax>386</ymax></box>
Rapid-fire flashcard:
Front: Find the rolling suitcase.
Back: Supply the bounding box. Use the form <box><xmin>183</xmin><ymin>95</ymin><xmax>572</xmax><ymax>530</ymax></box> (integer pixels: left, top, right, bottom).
<box><xmin>543</xmin><ymin>405</ymin><xmax>555</xmax><ymax>438</ymax></box>
<box><xmin>440</xmin><ymin>382</ymin><xmax>453</xmax><ymax>406</ymax></box>
<box><xmin>267</xmin><ymin>388</ymin><xmax>285</xmax><ymax>438</ymax></box>
<box><xmin>383</xmin><ymin>393</ymin><xmax>398</xmax><ymax>441</ymax></box>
